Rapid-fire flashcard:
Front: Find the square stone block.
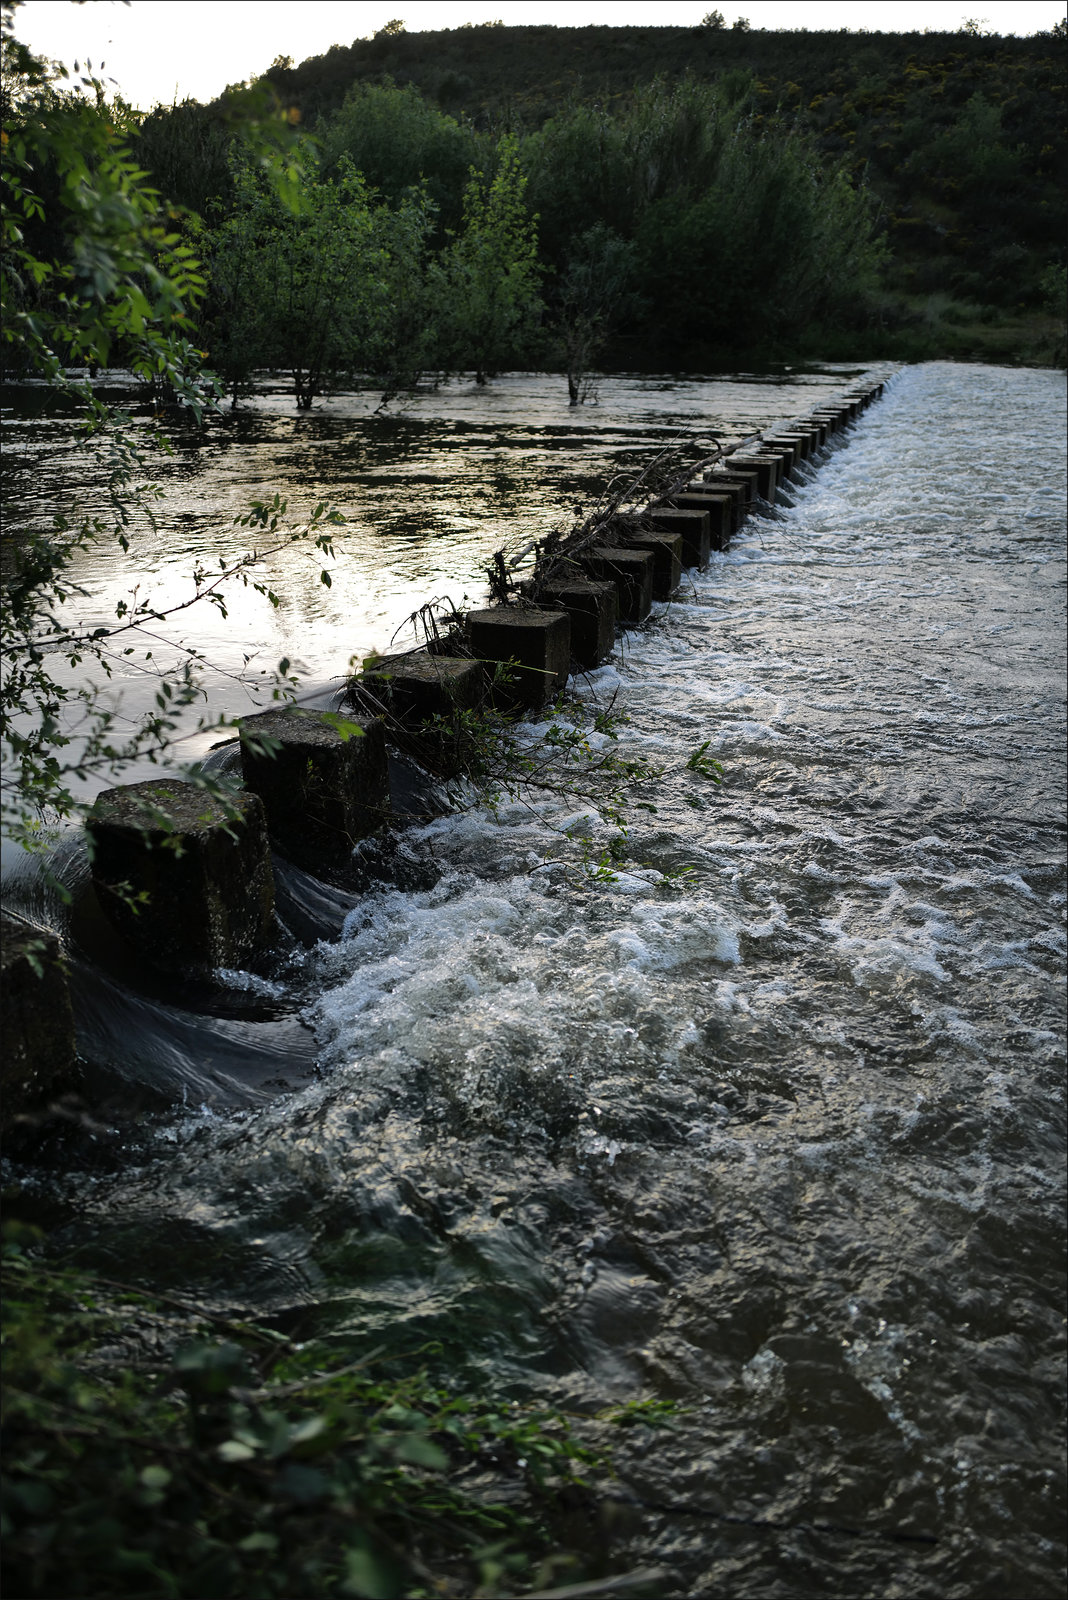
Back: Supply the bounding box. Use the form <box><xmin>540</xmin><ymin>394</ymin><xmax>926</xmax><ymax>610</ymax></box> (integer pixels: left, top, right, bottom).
<box><xmin>762</xmin><ymin>435</ymin><xmax>804</xmax><ymax>465</ymax></box>
<box><xmin>1</xmin><ymin>916</ymin><xmax>76</xmax><ymax>1126</ymax></box>
<box><xmin>753</xmin><ymin>446</ymin><xmax>797</xmax><ymax>483</ymax></box>
<box><xmin>809</xmin><ymin>412</ymin><xmax>844</xmax><ymax>435</ymax></box>
<box><xmin>723</xmin><ymin>455</ymin><xmax>780</xmax><ymax>499</ymax></box>
<box><xmin>87</xmin><ymin>780</ymin><xmax>275</xmax><ymax>974</ymax></box>
<box><xmin>669</xmin><ymin>491</ymin><xmax>736</xmax><ymax>547</ymax></box>
<box><xmin>681</xmin><ymin>480</ymin><xmax>746</xmax><ymax>526</ymax></box>
<box><xmin>356</xmin><ymin>653</ymin><xmax>484</xmax><ymax>723</ymax></box>
<box><xmin>240</xmin><ymin>707</ymin><xmax>389</xmax><ymax>866</ymax></box>
<box><xmin>647</xmin><ymin>509</ymin><xmax>711</xmax><ymax>567</ymax></box>
<box><xmin>580</xmin><ymin>547</ymin><xmax>654</xmax><ymax>625</ymax></box>
<box><xmin>622</xmin><ymin>532</ymin><xmax>682</xmax><ymax>599</ymax></box>
<box><xmin>703</xmin><ymin>470</ymin><xmax>758</xmax><ymax>504</ymax></box>
<box><xmin>540</xmin><ymin>578</ymin><xmax>618</xmax><ymax>668</ymax></box>
<box><xmin>466</xmin><ymin>607</ymin><xmax>571</xmax><ymax>709</ymax></box>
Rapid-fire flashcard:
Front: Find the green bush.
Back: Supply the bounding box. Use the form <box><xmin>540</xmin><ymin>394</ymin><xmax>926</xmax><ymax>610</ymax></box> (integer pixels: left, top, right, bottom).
<box><xmin>2</xmin><ymin>1225</ymin><xmax>657</xmax><ymax>1599</ymax></box>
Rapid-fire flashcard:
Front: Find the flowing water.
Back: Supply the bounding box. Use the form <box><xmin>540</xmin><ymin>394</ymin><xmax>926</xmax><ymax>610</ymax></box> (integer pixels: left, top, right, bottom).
<box><xmin>1</xmin><ymin>367</ymin><xmax>866</xmax><ymax>785</ymax></box>
<box><xmin>3</xmin><ymin>362</ymin><xmax>1066</xmax><ymax>1597</ymax></box>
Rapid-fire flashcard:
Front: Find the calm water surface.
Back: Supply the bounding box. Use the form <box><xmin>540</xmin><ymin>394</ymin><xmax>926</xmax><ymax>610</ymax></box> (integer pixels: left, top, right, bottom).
<box><xmin>2</xmin><ymin>366</ymin><xmax>872</xmax><ymax>786</ymax></box>
<box><xmin>4</xmin><ymin>363</ymin><xmax>1066</xmax><ymax>1598</ymax></box>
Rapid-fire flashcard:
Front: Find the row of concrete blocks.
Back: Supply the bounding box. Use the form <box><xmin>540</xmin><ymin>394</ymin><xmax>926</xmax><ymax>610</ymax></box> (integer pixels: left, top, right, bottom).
<box><xmin>0</xmin><ymin>382</ymin><xmax>883</xmax><ymax>1124</ymax></box>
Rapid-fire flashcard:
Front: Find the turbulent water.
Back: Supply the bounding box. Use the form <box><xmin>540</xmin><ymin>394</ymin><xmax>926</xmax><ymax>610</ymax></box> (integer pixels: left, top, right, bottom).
<box><xmin>6</xmin><ymin>363</ymin><xmax>1067</xmax><ymax>1597</ymax></box>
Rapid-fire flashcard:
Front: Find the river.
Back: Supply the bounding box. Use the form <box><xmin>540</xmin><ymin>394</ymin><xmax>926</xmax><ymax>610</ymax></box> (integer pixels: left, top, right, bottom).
<box><xmin>3</xmin><ymin>361</ymin><xmax>1066</xmax><ymax>1597</ymax></box>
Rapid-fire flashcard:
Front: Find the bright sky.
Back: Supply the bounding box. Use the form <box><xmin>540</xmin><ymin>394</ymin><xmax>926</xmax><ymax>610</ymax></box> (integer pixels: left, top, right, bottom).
<box><xmin>15</xmin><ymin>0</ymin><xmax>1065</xmax><ymax>111</ymax></box>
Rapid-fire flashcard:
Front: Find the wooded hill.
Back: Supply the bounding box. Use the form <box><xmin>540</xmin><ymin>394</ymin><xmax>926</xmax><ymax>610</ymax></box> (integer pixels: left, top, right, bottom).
<box><xmin>124</xmin><ymin>21</ymin><xmax>1066</xmax><ymax>374</ymax></box>
<box><xmin>264</xmin><ymin>23</ymin><xmax>1066</xmax><ymax>343</ymax></box>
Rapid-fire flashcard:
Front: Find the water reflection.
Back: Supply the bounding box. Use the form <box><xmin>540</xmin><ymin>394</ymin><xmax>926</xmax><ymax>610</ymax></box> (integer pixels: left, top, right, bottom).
<box><xmin>2</xmin><ymin>368</ymin><xmax>872</xmax><ymax>792</ymax></box>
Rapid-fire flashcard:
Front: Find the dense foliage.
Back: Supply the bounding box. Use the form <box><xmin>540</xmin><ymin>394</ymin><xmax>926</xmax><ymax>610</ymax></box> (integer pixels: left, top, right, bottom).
<box><xmin>130</xmin><ymin>83</ymin><xmax>886</xmax><ymax>395</ymax></box>
<box><xmin>3</xmin><ymin>1225</ymin><xmax>666</xmax><ymax>1599</ymax></box>
<box><xmin>233</xmin><ymin>19</ymin><xmax>1065</xmax><ymax>367</ymax></box>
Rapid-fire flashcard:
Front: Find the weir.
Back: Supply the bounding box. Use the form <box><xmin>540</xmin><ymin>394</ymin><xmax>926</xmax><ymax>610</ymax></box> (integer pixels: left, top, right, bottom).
<box><xmin>4</xmin><ymin>363</ymin><xmax>1064</xmax><ymax>1599</ymax></box>
<box><xmin>3</xmin><ymin>380</ymin><xmax>885</xmax><ymax>1115</ymax></box>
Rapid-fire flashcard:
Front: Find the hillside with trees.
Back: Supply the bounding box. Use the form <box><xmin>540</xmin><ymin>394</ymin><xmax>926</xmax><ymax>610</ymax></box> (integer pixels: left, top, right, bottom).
<box><xmin>11</xmin><ymin>18</ymin><xmax>1065</xmax><ymax>397</ymax></box>
<box><xmin>247</xmin><ymin>19</ymin><xmax>1067</xmax><ymax>361</ymax></box>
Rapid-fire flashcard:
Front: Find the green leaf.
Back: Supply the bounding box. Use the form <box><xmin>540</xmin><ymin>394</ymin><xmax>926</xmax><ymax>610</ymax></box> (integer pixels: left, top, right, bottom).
<box><xmin>342</xmin><ymin>1545</ymin><xmax>400</xmax><ymax>1599</ymax></box>
<box><xmin>217</xmin><ymin>1439</ymin><xmax>257</xmax><ymax>1462</ymax></box>
<box><xmin>319</xmin><ymin>713</ymin><xmax>365</xmax><ymax>743</ymax></box>
<box><xmin>238</xmin><ymin>1532</ymin><xmax>279</xmax><ymax>1554</ymax></box>
<box><xmin>287</xmin><ymin>1414</ymin><xmax>328</xmax><ymax>1446</ymax></box>
<box><xmin>393</xmin><ymin>1433</ymin><xmax>448</xmax><ymax>1470</ymax></box>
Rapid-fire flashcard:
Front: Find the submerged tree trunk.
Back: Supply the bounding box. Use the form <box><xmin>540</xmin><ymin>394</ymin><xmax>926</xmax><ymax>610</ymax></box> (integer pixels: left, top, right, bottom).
<box><xmin>293</xmin><ymin>368</ymin><xmax>317</xmax><ymax>410</ymax></box>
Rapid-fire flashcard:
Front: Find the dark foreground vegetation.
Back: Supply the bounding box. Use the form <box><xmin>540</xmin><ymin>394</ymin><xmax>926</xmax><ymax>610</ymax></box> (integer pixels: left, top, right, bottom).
<box><xmin>3</xmin><ymin>1221</ymin><xmax>669</xmax><ymax>1599</ymax></box>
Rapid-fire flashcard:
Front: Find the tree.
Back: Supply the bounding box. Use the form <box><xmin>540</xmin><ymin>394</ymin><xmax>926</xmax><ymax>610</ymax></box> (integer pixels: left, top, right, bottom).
<box><xmin>203</xmin><ymin>152</ymin><xmax>440</xmax><ymax>407</ymax></box>
<box><xmin>1</xmin><ymin>8</ymin><xmax>343</xmax><ymax>859</ymax></box>
<box><xmin>521</xmin><ymin>77</ymin><xmax>883</xmax><ymax>369</ymax></box>
<box><xmin>552</xmin><ymin>224</ymin><xmax>639</xmax><ymax>405</ymax></box>
<box><xmin>438</xmin><ymin>137</ymin><xmax>543</xmax><ymax>383</ymax></box>
<box><xmin>318</xmin><ymin>80</ymin><xmax>482</xmax><ymax>238</ymax></box>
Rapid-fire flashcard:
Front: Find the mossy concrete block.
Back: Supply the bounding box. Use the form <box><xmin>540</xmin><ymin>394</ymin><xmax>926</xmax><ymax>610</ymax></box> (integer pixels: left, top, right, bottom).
<box><xmin>723</xmin><ymin>454</ymin><xmax>779</xmax><ymax>499</ymax></box>
<box><xmin>0</xmin><ymin>916</ymin><xmax>76</xmax><ymax>1126</ymax></box>
<box><xmin>809</xmin><ymin>411</ymin><xmax>844</xmax><ymax>435</ymax></box>
<box><xmin>240</xmin><ymin>707</ymin><xmax>389</xmax><ymax>865</ymax></box>
<box><xmin>753</xmin><ymin>445</ymin><xmax>797</xmax><ymax>482</ymax></box>
<box><xmin>647</xmin><ymin>508</ymin><xmax>711</xmax><ymax>567</ymax></box>
<box><xmin>87</xmin><ymin>780</ymin><xmax>275</xmax><ymax>976</ymax></box>
<box><xmin>622</xmin><ymin>532</ymin><xmax>682</xmax><ymax>599</ymax></box>
<box><xmin>581</xmin><ymin>547</ymin><xmax>654</xmax><ymax>625</ymax></box>
<box><xmin>703</xmin><ymin>469</ymin><xmax>758</xmax><ymax>504</ymax></box>
<box><xmin>774</xmin><ymin>431</ymin><xmax>815</xmax><ymax>460</ymax></box>
<box><xmin>540</xmin><ymin>578</ymin><xmax>618</xmax><ymax>668</ymax></box>
<box><xmin>350</xmin><ymin>653</ymin><xmax>486</xmax><ymax>778</ymax></box>
<box><xmin>466</xmin><ymin>607</ymin><xmax>571</xmax><ymax>709</ymax></box>
<box><xmin>762</xmin><ymin>434</ymin><xmax>804</xmax><ymax>466</ymax></box>
<box><xmin>356</xmin><ymin>653</ymin><xmax>484</xmax><ymax>723</ymax></box>
<box><xmin>681</xmin><ymin>481</ymin><xmax>746</xmax><ymax>528</ymax></box>
<box><xmin>669</xmin><ymin>489</ymin><xmax>737</xmax><ymax>546</ymax></box>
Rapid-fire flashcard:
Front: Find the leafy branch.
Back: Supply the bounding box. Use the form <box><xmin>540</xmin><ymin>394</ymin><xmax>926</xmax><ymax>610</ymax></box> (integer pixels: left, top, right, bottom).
<box><xmin>2</xmin><ymin>1231</ymin><xmax>669</xmax><ymax>1600</ymax></box>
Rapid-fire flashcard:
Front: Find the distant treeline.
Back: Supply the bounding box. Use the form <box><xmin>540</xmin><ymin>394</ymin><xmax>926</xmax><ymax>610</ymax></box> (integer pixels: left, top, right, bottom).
<box><xmin>131</xmin><ymin>22</ymin><xmax>1065</xmax><ymax>382</ymax></box>
<box><xmin>133</xmin><ymin>69</ymin><xmax>895</xmax><ymax>402</ymax></box>
<box><xmin>250</xmin><ymin>19</ymin><xmax>1066</xmax><ymax>322</ymax></box>
<box><xmin>10</xmin><ymin>23</ymin><xmax>1064</xmax><ymax>404</ymax></box>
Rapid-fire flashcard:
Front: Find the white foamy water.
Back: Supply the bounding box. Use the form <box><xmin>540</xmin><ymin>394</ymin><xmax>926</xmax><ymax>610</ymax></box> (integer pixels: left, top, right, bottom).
<box><xmin>9</xmin><ymin>363</ymin><xmax>1066</xmax><ymax>1598</ymax></box>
